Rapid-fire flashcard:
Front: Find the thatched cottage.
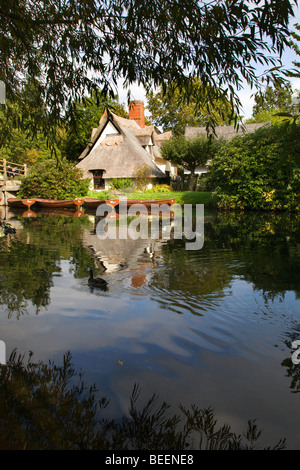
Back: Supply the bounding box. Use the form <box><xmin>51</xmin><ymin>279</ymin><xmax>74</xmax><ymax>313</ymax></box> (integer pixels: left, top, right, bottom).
<box><xmin>184</xmin><ymin>122</ymin><xmax>269</xmax><ymax>176</ymax></box>
<box><xmin>185</xmin><ymin>122</ymin><xmax>268</xmax><ymax>141</ymax></box>
<box><xmin>76</xmin><ymin>101</ymin><xmax>177</xmax><ymax>190</ymax></box>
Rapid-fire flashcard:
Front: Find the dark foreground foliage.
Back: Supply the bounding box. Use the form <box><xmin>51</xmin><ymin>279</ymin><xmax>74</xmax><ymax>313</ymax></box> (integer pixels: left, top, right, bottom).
<box><xmin>0</xmin><ymin>350</ymin><xmax>286</xmax><ymax>450</ymax></box>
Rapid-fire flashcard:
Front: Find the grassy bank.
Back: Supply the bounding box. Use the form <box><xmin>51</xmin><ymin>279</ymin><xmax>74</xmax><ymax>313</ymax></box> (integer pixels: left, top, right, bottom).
<box><xmin>87</xmin><ymin>190</ymin><xmax>213</xmax><ymax>206</ymax></box>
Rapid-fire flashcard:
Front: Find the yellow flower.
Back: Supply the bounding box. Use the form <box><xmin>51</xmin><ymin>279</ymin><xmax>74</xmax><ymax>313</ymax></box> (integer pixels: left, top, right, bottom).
<box><xmin>262</xmin><ymin>189</ymin><xmax>275</xmax><ymax>203</ymax></box>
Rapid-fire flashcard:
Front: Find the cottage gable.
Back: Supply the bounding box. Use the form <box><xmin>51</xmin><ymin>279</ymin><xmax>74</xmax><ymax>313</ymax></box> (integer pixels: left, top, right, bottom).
<box><xmin>76</xmin><ymin>108</ymin><xmax>168</xmax><ymax>189</ymax></box>
<box><xmin>93</xmin><ymin>120</ymin><xmax>122</xmax><ymax>149</ymax></box>
<box><xmin>76</xmin><ymin>102</ymin><xmax>178</xmax><ymax>190</ymax></box>
<box><xmin>100</xmin><ymin>135</ymin><xmax>123</xmax><ymax>146</ymax></box>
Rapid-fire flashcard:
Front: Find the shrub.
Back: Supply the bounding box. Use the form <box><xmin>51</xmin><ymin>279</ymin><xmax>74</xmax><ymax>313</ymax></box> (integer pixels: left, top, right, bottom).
<box><xmin>206</xmin><ymin>124</ymin><xmax>300</xmax><ymax>211</ymax></box>
<box><xmin>110</xmin><ymin>178</ymin><xmax>132</xmax><ymax>190</ymax></box>
<box><xmin>135</xmin><ymin>165</ymin><xmax>152</xmax><ymax>190</ymax></box>
<box><xmin>18</xmin><ymin>158</ymin><xmax>90</xmax><ymax>199</ymax></box>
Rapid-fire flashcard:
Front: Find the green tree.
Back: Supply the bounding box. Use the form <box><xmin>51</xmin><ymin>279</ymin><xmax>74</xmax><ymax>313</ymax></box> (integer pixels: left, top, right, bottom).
<box><xmin>0</xmin><ymin>79</ymin><xmax>59</xmax><ymax>163</ymax></box>
<box><xmin>61</xmin><ymin>93</ymin><xmax>128</xmax><ymax>162</ymax></box>
<box><xmin>206</xmin><ymin>124</ymin><xmax>300</xmax><ymax>211</ymax></box>
<box><xmin>0</xmin><ymin>126</ymin><xmax>51</xmax><ymax>166</ymax></box>
<box><xmin>288</xmin><ymin>23</ymin><xmax>300</xmax><ymax>83</ymax></box>
<box><xmin>161</xmin><ymin>135</ymin><xmax>220</xmax><ymax>190</ymax></box>
<box><xmin>247</xmin><ymin>83</ymin><xmax>293</xmax><ymax>124</ymax></box>
<box><xmin>253</xmin><ymin>83</ymin><xmax>293</xmax><ymax>114</ymax></box>
<box><xmin>18</xmin><ymin>158</ymin><xmax>90</xmax><ymax>199</ymax></box>
<box><xmin>147</xmin><ymin>80</ymin><xmax>236</xmax><ymax>135</ymax></box>
<box><xmin>0</xmin><ymin>0</ymin><xmax>297</xmax><ymax>146</ymax></box>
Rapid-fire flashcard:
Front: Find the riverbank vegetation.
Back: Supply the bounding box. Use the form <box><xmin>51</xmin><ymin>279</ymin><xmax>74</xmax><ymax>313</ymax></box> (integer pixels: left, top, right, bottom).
<box><xmin>206</xmin><ymin>123</ymin><xmax>300</xmax><ymax>211</ymax></box>
<box><xmin>17</xmin><ymin>158</ymin><xmax>89</xmax><ymax>200</ymax></box>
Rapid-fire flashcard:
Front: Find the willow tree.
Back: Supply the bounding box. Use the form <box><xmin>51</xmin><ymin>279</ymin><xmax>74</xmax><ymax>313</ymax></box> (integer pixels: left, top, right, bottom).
<box><xmin>147</xmin><ymin>80</ymin><xmax>237</xmax><ymax>135</ymax></box>
<box><xmin>0</xmin><ymin>0</ymin><xmax>297</xmax><ymax>147</ymax></box>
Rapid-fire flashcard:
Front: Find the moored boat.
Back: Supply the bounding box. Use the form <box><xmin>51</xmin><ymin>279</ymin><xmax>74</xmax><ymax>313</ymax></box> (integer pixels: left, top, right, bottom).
<box><xmin>83</xmin><ymin>198</ymin><xmax>107</xmax><ymax>209</ymax></box>
<box><xmin>73</xmin><ymin>198</ymin><xmax>85</xmax><ymax>208</ymax></box>
<box><xmin>22</xmin><ymin>199</ymin><xmax>36</xmax><ymax>209</ymax></box>
<box><xmin>83</xmin><ymin>198</ymin><xmax>119</xmax><ymax>209</ymax></box>
<box><xmin>34</xmin><ymin>198</ymin><xmax>77</xmax><ymax>208</ymax></box>
<box><xmin>131</xmin><ymin>198</ymin><xmax>176</xmax><ymax>208</ymax></box>
<box><xmin>7</xmin><ymin>198</ymin><xmax>25</xmax><ymax>208</ymax></box>
<box><xmin>118</xmin><ymin>199</ymin><xmax>141</xmax><ymax>209</ymax></box>
<box><xmin>118</xmin><ymin>198</ymin><xmax>176</xmax><ymax>209</ymax></box>
<box><xmin>7</xmin><ymin>198</ymin><xmax>37</xmax><ymax>208</ymax></box>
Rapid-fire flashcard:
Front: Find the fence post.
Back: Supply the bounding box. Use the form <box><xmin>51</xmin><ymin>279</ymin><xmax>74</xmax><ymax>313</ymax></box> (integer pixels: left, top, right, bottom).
<box><xmin>3</xmin><ymin>159</ymin><xmax>6</xmax><ymax>186</ymax></box>
<box><xmin>24</xmin><ymin>163</ymin><xmax>27</xmax><ymax>177</ymax></box>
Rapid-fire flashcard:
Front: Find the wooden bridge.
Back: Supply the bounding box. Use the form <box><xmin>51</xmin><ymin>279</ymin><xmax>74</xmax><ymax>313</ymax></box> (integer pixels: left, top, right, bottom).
<box><xmin>0</xmin><ymin>158</ymin><xmax>27</xmax><ymax>205</ymax></box>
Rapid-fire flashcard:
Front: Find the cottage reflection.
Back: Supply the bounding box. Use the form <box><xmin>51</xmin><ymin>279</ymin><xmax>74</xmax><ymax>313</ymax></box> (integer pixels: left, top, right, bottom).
<box><xmin>82</xmin><ymin>216</ymin><xmax>167</xmax><ymax>293</ymax></box>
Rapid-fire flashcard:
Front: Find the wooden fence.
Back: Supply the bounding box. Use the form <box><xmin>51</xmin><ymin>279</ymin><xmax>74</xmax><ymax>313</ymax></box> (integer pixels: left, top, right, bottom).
<box><xmin>0</xmin><ymin>158</ymin><xmax>27</xmax><ymax>186</ymax></box>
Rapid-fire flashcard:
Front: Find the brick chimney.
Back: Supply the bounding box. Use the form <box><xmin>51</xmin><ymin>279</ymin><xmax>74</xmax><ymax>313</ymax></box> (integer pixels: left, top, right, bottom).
<box><xmin>129</xmin><ymin>100</ymin><xmax>145</xmax><ymax>128</ymax></box>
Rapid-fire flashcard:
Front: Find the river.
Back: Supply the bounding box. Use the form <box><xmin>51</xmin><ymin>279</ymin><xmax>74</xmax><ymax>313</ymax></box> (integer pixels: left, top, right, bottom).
<box><xmin>0</xmin><ymin>205</ymin><xmax>299</xmax><ymax>449</ymax></box>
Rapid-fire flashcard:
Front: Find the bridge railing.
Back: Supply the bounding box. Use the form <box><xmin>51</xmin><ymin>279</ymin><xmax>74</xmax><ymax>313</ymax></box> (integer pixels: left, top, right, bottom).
<box><xmin>0</xmin><ymin>159</ymin><xmax>27</xmax><ymax>185</ymax></box>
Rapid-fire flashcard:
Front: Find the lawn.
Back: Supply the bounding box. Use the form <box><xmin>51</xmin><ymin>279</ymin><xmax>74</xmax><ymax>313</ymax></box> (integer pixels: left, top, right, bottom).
<box><xmin>86</xmin><ymin>189</ymin><xmax>213</xmax><ymax>206</ymax></box>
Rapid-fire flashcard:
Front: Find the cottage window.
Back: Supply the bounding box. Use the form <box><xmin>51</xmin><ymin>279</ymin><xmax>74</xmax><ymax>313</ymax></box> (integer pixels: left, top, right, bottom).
<box><xmin>92</xmin><ymin>169</ymin><xmax>105</xmax><ymax>190</ymax></box>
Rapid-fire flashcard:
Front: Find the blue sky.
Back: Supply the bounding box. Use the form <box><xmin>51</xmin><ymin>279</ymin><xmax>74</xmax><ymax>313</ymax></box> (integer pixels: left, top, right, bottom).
<box><xmin>117</xmin><ymin>4</ymin><xmax>300</xmax><ymax>122</ymax></box>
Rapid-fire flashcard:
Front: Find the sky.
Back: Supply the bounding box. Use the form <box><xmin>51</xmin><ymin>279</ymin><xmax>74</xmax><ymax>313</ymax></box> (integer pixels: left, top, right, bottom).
<box><xmin>116</xmin><ymin>3</ymin><xmax>300</xmax><ymax>122</ymax></box>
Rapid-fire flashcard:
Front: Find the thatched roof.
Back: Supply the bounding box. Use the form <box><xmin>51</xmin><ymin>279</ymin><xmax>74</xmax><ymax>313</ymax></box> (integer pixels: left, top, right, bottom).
<box><xmin>154</xmin><ymin>130</ymin><xmax>172</xmax><ymax>147</ymax></box>
<box><xmin>77</xmin><ymin>109</ymin><xmax>166</xmax><ymax>179</ymax></box>
<box><xmin>134</xmin><ymin>126</ymin><xmax>155</xmax><ymax>146</ymax></box>
<box><xmin>185</xmin><ymin>122</ymin><xmax>270</xmax><ymax>140</ymax></box>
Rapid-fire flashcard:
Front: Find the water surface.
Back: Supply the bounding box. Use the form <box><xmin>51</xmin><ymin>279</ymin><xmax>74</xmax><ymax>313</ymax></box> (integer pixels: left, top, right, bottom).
<box><xmin>0</xmin><ymin>206</ymin><xmax>299</xmax><ymax>448</ymax></box>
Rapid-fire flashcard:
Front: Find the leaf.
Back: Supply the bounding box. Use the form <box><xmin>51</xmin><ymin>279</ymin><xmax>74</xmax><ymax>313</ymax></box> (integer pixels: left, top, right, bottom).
<box><xmin>268</xmin><ymin>66</ymin><xmax>282</xmax><ymax>72</ymax></box>
<box><xmin>274</xmin><ymin>112</ymin><xmax>293</xmax><ymax>117</ymax></box>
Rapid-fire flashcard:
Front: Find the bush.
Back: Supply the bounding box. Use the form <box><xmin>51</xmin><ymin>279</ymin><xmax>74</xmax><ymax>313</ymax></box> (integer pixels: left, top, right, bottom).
<box><xmin>135</xmin><ymin>165</ymin><xmax>152</xmax><ymax>190</ymax></box>
<box><xmin>206</xmin><ymin>124</ymin><xmax>300</xmax><ymax>211</ymax></box>
<box><xmin>110</xmin><ymin>178</ymin><xmax>132</xmax><ymax>190</ymax></box>
<box><xmin>18</xmin><ymin>158</ymin><xmax>90</xmax><ymax>199</ymax></box>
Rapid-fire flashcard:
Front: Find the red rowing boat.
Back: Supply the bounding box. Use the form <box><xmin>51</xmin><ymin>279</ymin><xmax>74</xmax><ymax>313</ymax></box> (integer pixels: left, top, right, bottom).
<box><xmin>128</xmin><ymin>198</ymin><xmax>176</xmax><ymax>208</ymax></box>
<box><xmin>34</xmin><ymin>199</ymin><xmax>77</xmax><ymax>208</ymax></box>
<box><xmin>83</xmin><ymin>198</ymin><xmax>119</xmax><ymax>209</ymax></box>
<box><xmin>7</xmin><ymin>198</ymin><xmax>37</xmax><ymax>208</ymax></box>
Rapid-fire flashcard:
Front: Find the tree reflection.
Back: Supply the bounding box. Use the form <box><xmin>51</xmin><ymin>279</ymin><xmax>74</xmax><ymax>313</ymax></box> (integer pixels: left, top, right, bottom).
<box><xmin>0</xmin><ymin>214</ymin><xmax>94</xmax><ymax>317</ymax></box>
<box><xmin>148</xmin><ymin>211</ymin><xmax>300</xmax><ymax>314</ymax></box>
<box><xmin>203</xmin><ymin>211</ymin><xmax>300</xmax><ymax>300</ymax></box>
<box><xmin>1</xmin><ymin>210</ymin><xmax>299</xmax><ymax>318</ymax></box>
<box><xmin>0</xmin><ymin>240</ymin><xmax>57</xmax><ymax>317</ymax></box>
<box><xmin>0</xmin><ymin>349</ymin><xmax>286</xmax><ymax>450</ymax></box>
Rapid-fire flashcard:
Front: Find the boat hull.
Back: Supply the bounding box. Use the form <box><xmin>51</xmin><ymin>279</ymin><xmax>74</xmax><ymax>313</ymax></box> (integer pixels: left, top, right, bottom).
<box><xmin>35</xmin><ymin>199</ymin><xmax>76</xmax><ymax>208</ymax></box>
<box><xmin>136</xmin><ymin>198</ymin><xmax>176</xmax><ymax>208</ymax></box>
<box><xmin>118</xmin><ymin>198</ymin><xmax>176</xmax><ymax>208</ymax></box>
<box><xmin>7</xmin><ymin>198</ymin><xmax>37</xmax><ymax>208</ymax></box>
<box><xmin>83</xmin><ymin>198</ymin><xmax>119</xmax><ymax>209</ymax></box>
<box><xmin>84</xmin><ymin>197</ymin><xmax>176</xmax><ymax>212</ymax></box>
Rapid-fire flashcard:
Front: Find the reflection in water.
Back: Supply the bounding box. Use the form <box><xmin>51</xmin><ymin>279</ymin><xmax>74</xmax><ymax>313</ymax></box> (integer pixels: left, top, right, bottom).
<box><xmin>0</xmin><ymin>214</ymin><xmax>92</xmax><ymax>317</ymax></box>
<box><xmin>0</xmin><ymin>208</ymin><xmax>299</xmax><ymax>448</ymax></box>
<box><xmin>0</xmin><ymin>349</ymin><xmax>286</xmax><ymax>450</ymax></box>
